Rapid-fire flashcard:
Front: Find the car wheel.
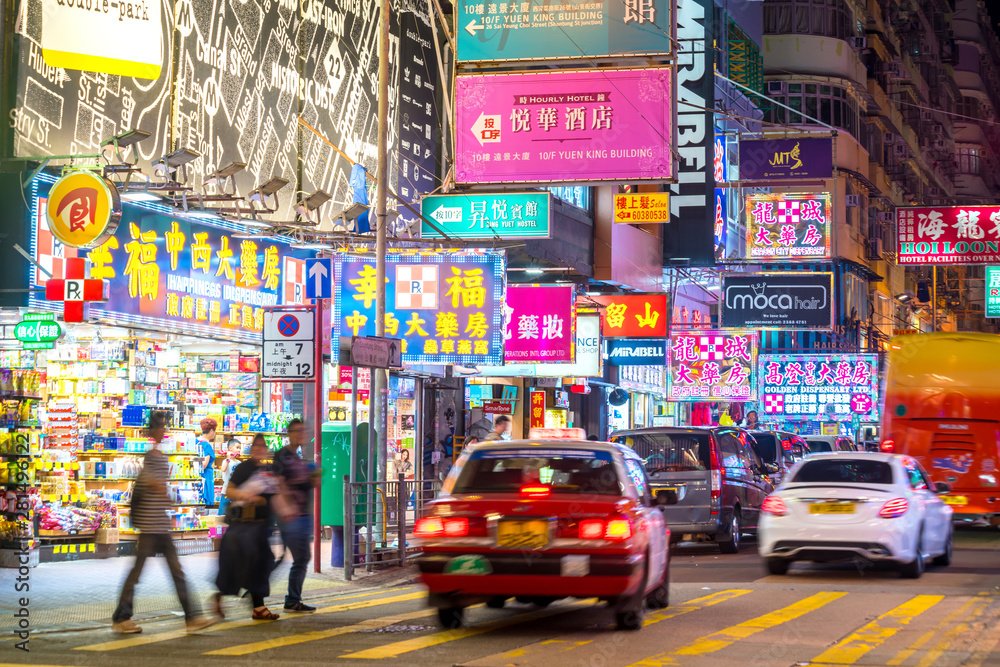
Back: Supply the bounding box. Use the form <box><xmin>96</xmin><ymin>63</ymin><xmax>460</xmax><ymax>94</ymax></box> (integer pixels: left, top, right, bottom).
<box><xmin>900</xmin><ymin>534</ymin><xmax>925</xmax><ymax>579</ymax></box>
<box><xmin>765</xmin><ymin>557</ymin><xmax>790</xmax><ymax>576</ymax></box>
<box><xmin>437</xmin><ymin>607</ymin><xmax>464</xmax><ymax>629</ymax></box>
<box><xmin>615</xmin><ymin>608</ymin><xmax>645</xmax><ymax>631</ymax></box>
<box><xmin>718</xmin><ymin>511</ymin><xmax>741</xmax><ymax>554</ymax></box>
<box><xmin>932</xmin><ymin>528</ymin><xmax>953</xmax><ymax>567</ymax></box>
<box><xmin>645</xmin><ymin>552</ymin><xmax>670</xmax><ymax>609</ymax></box>
<box><xmin>486</xmin><ymin>597</ymin><xmax>506</xmax><ymax>609</ymax></box>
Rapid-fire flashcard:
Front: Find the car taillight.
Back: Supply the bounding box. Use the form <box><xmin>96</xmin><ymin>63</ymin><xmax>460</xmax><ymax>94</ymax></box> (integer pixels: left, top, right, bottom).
<box><xmin>520</xmin><ymin>484</ymin><xmax>551</xmax><ymax>498</ymax></box>
<box><xmin>879</xmin><ymin>497</ymin><xmax>909</xmax><ymax>518</ymax></box>
<box><xmin>880</xmin><ymin>438</ymin><xmax>895</xmax><ymax>453</ymax></box>
<box><xmin>761</xmin><ymin>495</ymin><xmax>788</xmax><ymax>516</ymax></box>
<box><xmin>577</xmin><ymin>516</ymin><xmax>633</xmax><ymax>542</ymax></box>
<box><xmin>781</xmin><ymin>439</ymin><xmax>792</xmax><ymax>451</ymax></box>
<box><xmin>414</xmin><ymin>516</ymin><xmax>471</xmax><ymax>538</ymax></box>
<box><xmin>709</xmin><ymin>437</ymin><xmax>724</xmax><ymax>510</ymax></box>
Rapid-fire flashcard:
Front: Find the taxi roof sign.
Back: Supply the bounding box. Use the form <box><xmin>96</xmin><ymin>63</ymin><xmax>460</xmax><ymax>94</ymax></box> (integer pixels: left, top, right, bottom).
<box><xmin>528</xmin><ymin>428</ymin><xmax>587</xmax><ymax>440</ymax></box>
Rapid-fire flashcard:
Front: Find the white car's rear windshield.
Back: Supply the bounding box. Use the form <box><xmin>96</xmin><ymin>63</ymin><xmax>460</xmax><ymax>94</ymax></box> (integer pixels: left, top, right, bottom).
<box><xmin>453</xmin><ymin>449</ymin><xmax>621</xmax><ymax>495</ymax></box>
<box><xmin>791</xmin><ymin>459</ymin><xmax>894</xmax><ymax>485</ymax></box>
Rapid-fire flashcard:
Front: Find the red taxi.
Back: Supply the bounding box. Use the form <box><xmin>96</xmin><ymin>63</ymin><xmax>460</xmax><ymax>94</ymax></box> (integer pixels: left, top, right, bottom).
<box><xmin>414</xmin><ymin>437</ymin><xmax>674</xmax><ymax>631</ymax></box>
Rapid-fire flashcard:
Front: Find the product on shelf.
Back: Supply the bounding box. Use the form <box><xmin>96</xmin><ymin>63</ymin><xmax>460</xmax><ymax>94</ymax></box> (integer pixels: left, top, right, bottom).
<box><xmin>37</xmin><ymin>504</ymin><xmax>101</xmax><ymax>535</ymax></box>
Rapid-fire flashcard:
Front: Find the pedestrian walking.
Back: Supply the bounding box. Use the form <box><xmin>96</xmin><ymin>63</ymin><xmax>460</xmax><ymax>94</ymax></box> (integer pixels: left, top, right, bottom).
<box><xmin>214</xmin><ymin>434</ymin><xmax>284</xmax><ymax>621</ymax></box>
<box><xmin>272</xmin><ymin>418</ymin><xmax>319</xmax><ymax>614</ymax></box>
<box><xmin>484</xmin><ymin>415</ymin><xmax>511</xmax><ymax>441</ymax></box>
<box><xmin>112</xmin><ymin>412</ymin><xmax>216</xmax><ymax>634</ymax></box>
<box><xmin>197</xmin><ymin>418</ymin><xmax>217</xmax><ymax>507</ymax></box>
<box><xmin>217</xmin><ymin>440</ymin><xmax>241</xmax><ymax>517</ymax></box>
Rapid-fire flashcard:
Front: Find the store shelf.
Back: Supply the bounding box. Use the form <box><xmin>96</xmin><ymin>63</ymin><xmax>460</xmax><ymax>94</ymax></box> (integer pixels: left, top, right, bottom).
<box><xmin>118</xmin><ymin>503</ymin><xmax>206</xmax><ymax>509</ymax></box>
<box><xmin>0</xmin><ymin>394</ymin><xmax>42</xmax><ymax>401</ymax></box>
<box><xmin>80</xmin><ymin>477</ymin><xmax>202</xmax><ymax>482</ymax></box>
<box><xmin>76</xmin><ymin>451</ymin><xmax>201</xmax><ymax>458</ymax></box>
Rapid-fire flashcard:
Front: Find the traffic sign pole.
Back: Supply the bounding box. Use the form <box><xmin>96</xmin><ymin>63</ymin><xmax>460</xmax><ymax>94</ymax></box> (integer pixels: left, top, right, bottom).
<box><xmin>313</xmin><ymin>300</ymin><xmax>323</xmax><ymax>574</ymax></box>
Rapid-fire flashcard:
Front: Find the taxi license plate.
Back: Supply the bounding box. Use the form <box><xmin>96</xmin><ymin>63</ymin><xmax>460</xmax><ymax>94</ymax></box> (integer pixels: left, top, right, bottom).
<box><xmin>809</xmin><ymin>501</ymin><xmax>856</xmax><ymax>514</ymax></box>
<box><xmin>496</xmin><ymin>520</ymin><xmax>550</xmax><ymax>549</ymax></box>
<box><xmin>941</xmin><ymin>495</ymin><xmax>969</xmax><ymax>506</ymax></box>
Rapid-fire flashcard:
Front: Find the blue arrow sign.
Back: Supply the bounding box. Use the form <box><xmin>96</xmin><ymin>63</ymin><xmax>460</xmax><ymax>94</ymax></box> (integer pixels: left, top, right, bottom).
<box><xmin>305</xmin><ymin>258</ymin><xmax>332</xmax><ymax>300</ymax></box>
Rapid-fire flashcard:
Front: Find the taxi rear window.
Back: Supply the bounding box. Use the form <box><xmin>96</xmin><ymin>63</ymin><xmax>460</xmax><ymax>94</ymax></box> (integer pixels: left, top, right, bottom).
<box><xmin>452</xmin><ymin>449</ymin><xmax>622</xmax><ymax>495</ymax></box>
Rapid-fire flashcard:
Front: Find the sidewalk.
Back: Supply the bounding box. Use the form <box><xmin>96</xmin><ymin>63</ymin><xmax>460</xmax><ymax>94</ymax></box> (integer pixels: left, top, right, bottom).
<box><xmin>2</xmin><ymin>541</ymin><xmax>419</xmax><ymax>632</ymax></box>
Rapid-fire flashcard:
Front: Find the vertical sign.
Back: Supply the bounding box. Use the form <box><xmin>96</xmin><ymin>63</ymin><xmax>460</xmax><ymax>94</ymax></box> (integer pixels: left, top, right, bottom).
<box><xmin>668</xmin><ymin>330</ymin><xmax>758</xmax><ymax>401</ymax></box>
<box><xmin>504</xmin><ymin>285</ymin><xmax>575</xmax><ymax>363</ymax></box>
<box><xmin>529</xmin><ymin>390</ymin><xmax>546</xmax><ymax>429</ymax></box>
<box><xmin>666</xmin><ymin>0</ymin><xmax>716</xmax><ymax>266</ymax></box>
<box><xmin>987</xmin><ymin>266</ymin><xmax>1000</xmax><ymax>317</ymax></box>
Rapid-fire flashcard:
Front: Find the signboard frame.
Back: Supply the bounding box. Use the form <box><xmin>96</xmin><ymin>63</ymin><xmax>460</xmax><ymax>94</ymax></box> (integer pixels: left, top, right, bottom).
<box><xmin>262</xmin><ymin>305</ymin><xmax>317</xmax><ymax>382</ymax></box>
<box><xmin>897</xmin><ymin>205</ymin><xmax>1000</xmax><ymax>265</ymax></box>
<box><xmin>720</xmin><ymin>272</ymin><xmax>835</xmax><ymax>331</ymax></box>
<box><xmin>420</xmin><ymin>192</ymin><xmax>551</xmax><ymax>240</ymax></box>
<box><xmin>758</xmin><ymin>353</ymin><xmax>880</xmax><ymax>422</ymax></box>
<box><xmin>737</xmin><ymin>138</ymin><xmax>834</xmax><ymax>181</ymax></box>
<box><xmin>667</xmin><ymin>330</ymin><xmax>758</xmax><ymax>402</ymax></box>
<box><xmin>744</xmin><ymin>192</ymin><xmax>833</xmax><ymax>262</ymax></box>
<box><xmin>987</xmin><ymin>265</ymin><xmax>1000</xmax><ymax>317</ymax></box>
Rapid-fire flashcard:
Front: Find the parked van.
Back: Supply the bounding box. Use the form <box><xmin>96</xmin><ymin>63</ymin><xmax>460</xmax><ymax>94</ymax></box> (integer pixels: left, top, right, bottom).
<box><xmin>882</xmin><ymin>333</ymin><xmax>1000</xmax><ymax>526</ymax></box>
<box><xmin>749</xmin><ymin>430</ymin><xmax>810</xmax><ymax>484</ymax></box>
<box><xmin>610</xmin><ymin>427</ymin><xmax>773</xmax><ymax>553</ymax></box>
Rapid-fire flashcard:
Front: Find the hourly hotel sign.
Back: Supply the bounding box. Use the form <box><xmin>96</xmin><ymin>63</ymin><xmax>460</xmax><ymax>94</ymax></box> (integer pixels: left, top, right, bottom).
<box><xmin>455</xmin><ymin>0</ymin><xmax>671</xmax><ymax>62</ymax></box>
<box><xmin>455</xmin><ymin>69</ymin><xmax>672</xmax><ymax>184</ymax></box>
<box><xmin>897</xmin><ymin>206</ymin><xmax>1000</xmax><ymax>264</ymax></box>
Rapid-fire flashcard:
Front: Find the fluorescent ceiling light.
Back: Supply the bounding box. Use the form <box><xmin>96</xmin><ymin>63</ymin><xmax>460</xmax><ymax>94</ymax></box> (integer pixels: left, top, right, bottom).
<box><xmin>121</xmin><ymin>191</ymin><xmax>162</xmax><ymax>202</ymax></box>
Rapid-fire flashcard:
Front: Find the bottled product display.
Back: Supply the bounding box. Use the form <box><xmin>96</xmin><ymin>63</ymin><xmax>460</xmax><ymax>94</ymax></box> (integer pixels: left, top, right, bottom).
<box><xmin>0</xmin><ymin>365</ymin><xmax>44</xmax><ymax>564</ymax></box>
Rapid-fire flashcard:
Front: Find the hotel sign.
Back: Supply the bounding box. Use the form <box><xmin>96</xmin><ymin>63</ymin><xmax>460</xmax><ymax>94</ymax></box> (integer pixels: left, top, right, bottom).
<box><xmin>897</xmin><ymin>206</ymin><xmax>1000</xmax><ymax>264</ymax></box>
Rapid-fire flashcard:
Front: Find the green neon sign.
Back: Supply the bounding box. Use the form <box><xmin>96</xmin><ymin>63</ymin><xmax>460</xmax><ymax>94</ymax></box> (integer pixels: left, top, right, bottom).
<box><xmin>14</xmin><ymin>313</ymin><xmax>63</xmax><ymax>350</ymax></box>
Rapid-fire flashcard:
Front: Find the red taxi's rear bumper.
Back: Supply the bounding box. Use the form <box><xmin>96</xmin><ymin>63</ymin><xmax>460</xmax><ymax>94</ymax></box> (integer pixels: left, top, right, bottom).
<box><xmin>417</xmin><ymin>552</ymin><xmax>645</xmax><ymax>598</ymax></box>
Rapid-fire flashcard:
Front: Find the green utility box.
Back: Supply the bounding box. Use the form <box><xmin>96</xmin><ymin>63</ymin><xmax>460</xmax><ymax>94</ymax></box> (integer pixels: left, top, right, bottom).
<box><xmin>320</xmin><ymin>422</ymin><xmax>374</xmax><ymax>527</ymax></box>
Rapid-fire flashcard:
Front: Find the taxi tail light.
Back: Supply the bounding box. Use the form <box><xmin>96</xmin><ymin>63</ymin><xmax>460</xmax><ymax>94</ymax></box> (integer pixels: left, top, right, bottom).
<box><xmin>414</xmin><ymin>516</ymin><xmax>475</xmax><ymax>538</ymax></box>
<box><xmin>577</xmin><ymin>515</ymin><xmax>633</xmax><ymax>542</ymax></box>
<box><xmin>879</xmin><ymin>497</ymin><xmax>909</xmax><ymax>518</ymax></box>
<box><xmin>604</xmin><ymin>517</ymin><xmax>633</xmax><ymax>542</ymax></box>
<box><xmin>414</xmin><ymin>517</ymin><xmax>444</xmax><ymax>538</ymax></box>
<box><xmin>880</xmin><ymin>438</ymin><xmax>895</xmax><ymax>453</ymax></box>
<box><xmin>761</xmin><ymin>495</ymin><xmax>788</xmax><ymax>517</ymax></box>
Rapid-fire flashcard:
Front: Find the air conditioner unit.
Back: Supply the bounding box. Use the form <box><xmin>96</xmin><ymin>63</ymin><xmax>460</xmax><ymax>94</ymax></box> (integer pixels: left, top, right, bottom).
<box><xmin>895</xmin><ymin>144</ymin><xmax>907</xmax><ymax>156</ymax></box>
<box><xmin>971</xmin><ymin>303</ymin><xmax>984</xmax><ymax>312</ymax></box>
<box><xmin>877</xmin><ymin>211</ymin><xmax>894</xmax><ymax>223</ymax></box>
<box><xmin>850</xmin><ymin>36</ymin><xmax>867</xmax><ymax>49</ymax></box>
<box><xmin>845</xmin><ymin>194</ymin><xmax>861</xmax><ymax>207</ymax></box>
<box><xmin>933</xmin><ymin>139</ymin><xmax>947</xmax><ymax>150</ymax></box>
<box><xmin>884</xmin><ymin>132</ymin><xmax>896</xmax><ymax>144</ymax></box>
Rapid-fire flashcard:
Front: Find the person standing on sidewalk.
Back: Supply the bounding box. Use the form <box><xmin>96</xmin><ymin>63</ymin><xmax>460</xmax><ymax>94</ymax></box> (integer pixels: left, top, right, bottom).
<box><xmin>112</xmin><ymin>412</ymin><xmax>216</xmax><ymax>634</ymax></box>
<box><xmin>197</xmin><ymin>418</ymin><xmax>217</xmax><ymax>507</ymax></box>
<box><xmin>272</xmin><ymin>418</ymin><xmax>319</xmax><ymax>614</ymax></box>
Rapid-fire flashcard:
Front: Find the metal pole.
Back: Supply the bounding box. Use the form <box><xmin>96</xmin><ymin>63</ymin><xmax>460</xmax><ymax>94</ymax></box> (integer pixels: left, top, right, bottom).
<box><xmin>343</xmin><ymin>475</ymin><xmax>353</xmax><ymax>581</ymax></box>
<box><xmin>350</xmin><ymin>368</ymin><xmax>358</xmax><ymax>485</ymax></box>
<box><xmin>366</xmin><ymin>367</ymin><xmax>376</xmax><ymax>571</ymax></box>
<box><xmin>373</xmin><ymin>0</ymin><xmax>390</xmax><ymax>486</ymax></box>
<box><xmin>397</xmin><ymin>472</ymin><xmax>406</xmax><ymax>566</ymax></box>
<box><xmin>932</xmin><ymin>267</ymin><xmax>937</xmax><ymax>332</ymax></box>
<box><xmin>313</xmin><ymin>302</ymin><xmax>322</xmax><ymax>574</ymax></box>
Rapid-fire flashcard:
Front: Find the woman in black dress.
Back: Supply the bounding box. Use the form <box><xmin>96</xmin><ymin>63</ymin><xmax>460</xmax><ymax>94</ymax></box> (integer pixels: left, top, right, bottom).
<box><xmin>213</xmin><ymin>434</ymin><xmax>279</xmax><ymax>620</ymax></box>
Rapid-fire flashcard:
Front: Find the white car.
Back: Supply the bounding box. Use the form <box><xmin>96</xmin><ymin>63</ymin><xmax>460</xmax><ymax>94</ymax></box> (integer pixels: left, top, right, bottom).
<box><xmin>804</xmin><ymin>435</ymin><xmax>857</xmax><ymax>454</ymax></box>
<box><xmin>758</xmin><ymin>453</ymin><xmax>953</xmax><ymax>578</ymax></box>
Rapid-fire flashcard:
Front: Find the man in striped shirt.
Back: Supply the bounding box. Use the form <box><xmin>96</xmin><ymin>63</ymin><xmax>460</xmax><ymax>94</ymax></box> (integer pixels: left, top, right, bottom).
<box><xmin>112</xmin><ymin>412</ymin><xmax>216</xmax><ymax>634</ymax></box>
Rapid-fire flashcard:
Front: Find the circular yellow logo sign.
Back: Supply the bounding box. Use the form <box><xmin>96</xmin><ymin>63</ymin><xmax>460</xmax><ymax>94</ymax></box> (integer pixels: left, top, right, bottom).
<box><xmin>45</xmin><ymin>171</ymin><xmax>121</xmax><ymax>249</ymax></box>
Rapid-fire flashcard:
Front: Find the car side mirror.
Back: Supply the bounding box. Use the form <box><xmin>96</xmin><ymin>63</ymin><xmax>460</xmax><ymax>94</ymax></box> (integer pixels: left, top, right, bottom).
<box><xmin>656</xmin><ymin>489</ymin><xmax>678</xmax><ymax>506</ymax></box>
<box><xmin>934</xmin><ymin>481</ymin><xmax>951</xmax><ymax>494</ymax></box>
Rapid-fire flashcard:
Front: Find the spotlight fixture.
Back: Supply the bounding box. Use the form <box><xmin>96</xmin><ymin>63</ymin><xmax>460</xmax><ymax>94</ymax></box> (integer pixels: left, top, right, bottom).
<box><xmin>152</xmin><ymin>147</ymin><xmax>201</xmax><ymax>186</ymax></box>
<box><xmin>101</xmin><ymin>128</ymin><xmax>152</xmax><ymax>182</ymax></box>
<box><xmin>202</xmin><ymin>161</ymin><xmax>246</xmax><ymax>197</ymax></box>
<box><xmin>295</xmin><ymin>190</ymin><xmax>332</xmax><ymax>224</ymax></box>
<box><xmin>160</xmin><ymin>147</ymin><xmax>201</xmax><ymax>168</ymax></box>
<box><xmin>247</xmin><ymin>176</ymin><xmax>289</xmax><ymax>214</ymax></box>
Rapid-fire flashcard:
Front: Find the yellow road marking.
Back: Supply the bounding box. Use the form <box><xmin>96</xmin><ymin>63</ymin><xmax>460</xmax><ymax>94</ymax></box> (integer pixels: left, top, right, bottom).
<box><xmin>809</xmin><ymin>595</ymin><xmax>944</xmax><ymax>665</ymax></box>
<box><xmin>917</xmin><ymin>598</ymin><xmax>989</xmax><ymax>667</ymax></box>
<box><xmin>887</xmin><ymin>597</ymin><xmax>986</xmax><ymax>666</ymax></box>
<box><xmin>642</xmin><ymin>588</ymin><xmax>753</xmax><ymax>628</ymax></box>
<box><xmin>74</xmin><ymin>588</ymin><xmax>421</xmax><ymax>652</ymax></box>
<box><xmin>340</xmin><ymin>600</ymin><xmax>594</xmax><ymax>660</ymax></box>
<box><xmin>629</xmin><ymin>592</ymin><xmax>845</xmax><ymax>666</ymax></box>
<box><xmin>205</xmin><ymin>608</ymin><xmax>435</xmax><ymax>656</ymax></box>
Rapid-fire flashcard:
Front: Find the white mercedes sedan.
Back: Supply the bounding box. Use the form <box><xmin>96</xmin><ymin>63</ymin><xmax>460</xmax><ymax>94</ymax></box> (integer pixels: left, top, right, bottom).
<box><xmin>758</xmin><ymin>453</ymin><xmax>953</xmax><ymax>578</ymax></box>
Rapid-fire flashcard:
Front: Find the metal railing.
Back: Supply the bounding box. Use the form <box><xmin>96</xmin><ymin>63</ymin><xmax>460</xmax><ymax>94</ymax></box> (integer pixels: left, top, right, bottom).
<box><xmin>343</xmin><ymin>474</ymin><xmax>435</xmax><ymax>580</ymax></box>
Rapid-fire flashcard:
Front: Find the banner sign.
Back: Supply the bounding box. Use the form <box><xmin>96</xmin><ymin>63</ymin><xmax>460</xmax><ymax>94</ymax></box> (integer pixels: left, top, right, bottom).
<box><xmin>333</xmin><ymin>251</ymin><xmax>505</xmax><ymax>365</ymax></box>
<box><xmin>477</xmin><ymin>315</ymin><xmax>601</xmax><ymax>378</ymax></box>
<box><xmin>614</xmin><ymin>193</ymin><xmax>670</xmax><ymax>224</ymax></box>
<box><xmin>759</xmin><ymin>354</ymin><xmax>879</xmax><ymax>420</ymax></box>
<box><xmin>897</xmin><ymin>206</ymin><xmax>1000</xmax><ymax>264</ymax></box>
<box><xmin>420</xmin><ymin>192</ymin><xmax>551</xmax><ymax>239</ymax></box>
<box><xmin>455</xmin><ymin>0</ymin><xmax>671</xmax><ymax>62</ymax></box>
<box><xmin>745</xmin><ymin>193</ymin><xmax>832</xmax><ymax>261</ymax></box>
<box><xmin>29</xmin><ymin>183</ymin><xmax>314</xmax><ymax>344</ymax></box>
<box><xmin>529</xmin><ymin>389</ymin><xmax>546</xmax><ymax>429</ymax></box>
<box><xmin>606</xmin><ymin>338</ymin><xmax>667</xmax><ymax>366</ymax></box>
<box><xmin>504</xmin><ymin>285</ymin><xmax>575</xmax><ymax>363</ymax></box>
<box><xmin>583</xmin><ymin>294</ymin><xmax>668</xmax><ymax>338</ymax></box>
<box><xmin>721</xmin><ymin>273</ymin><xmax>834</xmax><ymax>330</ymax></box>
<box><xmin>455</xmin><ymin>69</ymin><xmax>673</xmax><ymax>184</ymax></box>
<box><xmin>714</xmin><ymin>188</ymin><xmax>727</xmax><ymax>262</ymax></box>
<box><xmin>738</xmin><ymin>138</ymin><xmax>834</xmax><ymax>181</ymax></box>
<box><xmin>987</xmin><ymin>266</ymin><xmax>1000</xmax><ymax>318</ymax></box>
<box><xmin>668</xmin><ymin>331</ymin><xmax>758</xmax><ymax>401</ymax></box>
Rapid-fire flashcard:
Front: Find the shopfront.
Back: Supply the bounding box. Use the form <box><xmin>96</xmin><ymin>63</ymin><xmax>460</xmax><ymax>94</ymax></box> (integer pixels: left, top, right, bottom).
<box><xmin>0</xmin><ymin>174</ymin><xmax>314</xmax><ymax>562</ymax></box>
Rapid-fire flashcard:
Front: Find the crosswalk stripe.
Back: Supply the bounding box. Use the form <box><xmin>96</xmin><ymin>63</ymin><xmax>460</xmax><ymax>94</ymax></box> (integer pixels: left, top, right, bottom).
<box><xmin>642</xmin><ymin>588</ymin><xmax>753</xmax><ymax>628</ymax></box>
<box><xmin>205</xmin><ymin>609</ymin><xmax>435</xmax><ymax>656</ymax></box>
<box><xmin>340</xmin><ymin>600</ymin><xmax>594</xmax><ymax>660</ymax></box>
<box><xmin>628</xmin><ymin>591</ymin><xmax>846</xmax><ymax>666</ymax></box>
<box><xmin>74</xmin><ymin>588</ymin><xmax>421</xmax><ymax>652</ymax></box>
<box><xmin>916</xmin><ymin>597</ymin><xmax>990</xmax><ymax>667</ymax></box>
<box><xmin>808</xmin><ymin>594</ymin><xmax>944</xmax><ymax>665</ymax></box>
<box><xmin>887</xmin><ymin>597</ymin><xmax>986</xmax><ymax>666</ymax></box>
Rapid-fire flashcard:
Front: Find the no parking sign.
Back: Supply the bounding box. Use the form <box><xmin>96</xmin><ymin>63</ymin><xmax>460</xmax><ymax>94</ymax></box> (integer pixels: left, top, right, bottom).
<box><xmin>262</xmin><ymin>306</ymin><xmax>316</xmax><ymax>381</ymax></box>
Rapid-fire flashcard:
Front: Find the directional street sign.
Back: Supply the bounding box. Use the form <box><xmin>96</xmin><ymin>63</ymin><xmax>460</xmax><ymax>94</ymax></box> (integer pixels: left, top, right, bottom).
<box><xmin>305</xmin><ymin>258</ymin><xmax>332</xmax><ymax>300</ymax></box>
<box><xmin>420</xmin><ymin>192</ymin><xmax>550</xmax><ymax>240</ymax></box>
<box><xmin>351</xmin><ymin>336</ymin><xmax>403</xmax><ymax>369</ymax></box>
<box><xmin>262</xmin><ymin>307</ymin><xmax>316</xmax><ymax>381</ymax></box>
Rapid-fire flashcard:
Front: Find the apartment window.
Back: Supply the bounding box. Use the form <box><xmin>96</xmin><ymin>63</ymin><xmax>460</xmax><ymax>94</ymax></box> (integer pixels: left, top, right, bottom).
<box><xmin>956</xmin><ymin>147</ymin><xmax>981</xmax><ymax>175</ymax></box>
<box><xmin>765</xmin><ymin>83</ymin><xmax>861</xmax><ymax>139</ymax></box>
<box><xmin>764</xmin><ymin>0</ymin><xmax>854</xmax><ymax>40</ymax></box>
<box><xmin>546</xmin><ymin>186</ymin><xmax>591</xmax><ymax>211</ymax></box>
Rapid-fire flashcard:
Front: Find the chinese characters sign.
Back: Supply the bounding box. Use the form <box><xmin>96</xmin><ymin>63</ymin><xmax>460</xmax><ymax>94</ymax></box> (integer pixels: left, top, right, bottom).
<box><xmin>613</xmin><ymin>193</ymin><xmax>669</xmax><ymax>223</ymax></box>
<box><xmin>758</xmin><ymin>354</ymin><xmax>879</xmax><ymax>421</ymax></box>
<box><xmin>668</xmin><ymin>331</ymin><xmax>758</xmax><ymax>401</ymax></box>
<box><xmin>477</xmin><ymin>315</ymin><xmax>601</xmax><ymax>378</ymax></box>
<box><xmin>529</xmin><ymin>390</ymin><xmax>546</xmax><ymax>429</ymax></box>
<box><xmin>505</xmin><ymin>285</ymin><xmax>574</xmax><ymax>363</ymax></box>
<box><xmin>897</xmin><ymin>206</ymin><xmax>1000</xmax><ymax>265</ymax></box>
<box><xmin>30</xmin><ymin>190</ymin><xmax>312</xmax><ymax>344</ymax></box>
<box><xmin>584</xmin><ymin>294</ymin><xmax>668</xmax><ymax>338</ymax></box>
<box><xmin>45</xmin><ymin>171</ymin><xmax>121</xmax><ymax>248</ymax></box>
<box><xmin>738</xmin><ymin>138</ymin><xmax>833</xmax><ymax>181</ymax></box>
<box><xmin>987</xmin><ymin>266</ymin><xmax>1000</xmax><ymax>318</ymax></box>
<box><xmin>420</xmin><ymin>192</ymin><xmax>550</xmax><ymax>239</ymax></box>
<box><xmin>456</xmin><ymin>0</ymin><xmax>671</xmax><ymax>62</ymax></box>
<box><xmin>455</xmin><ymin>69</ymin><xmax>672</xmax><ymax>184</ymax></box>
<box><xmin>745</xmin><ymin>193</ymin><xmax>832</xmax><ymax>261</ymax></box>
<box><xmin>333</xmin><ymin>252</ymin><xmax>505</xmax><ymax>365</ymax></box>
